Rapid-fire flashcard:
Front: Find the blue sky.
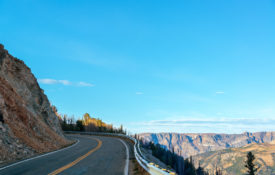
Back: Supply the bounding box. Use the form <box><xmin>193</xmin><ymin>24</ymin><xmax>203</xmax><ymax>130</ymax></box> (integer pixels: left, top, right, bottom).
<box><xmin>1</xmin><ymin>0</ymin><xmax>275</xmax><ymax>133</ymax></box>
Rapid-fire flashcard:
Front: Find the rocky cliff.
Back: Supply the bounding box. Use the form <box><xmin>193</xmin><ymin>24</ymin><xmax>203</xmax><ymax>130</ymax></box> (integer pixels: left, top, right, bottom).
<box><xmin>139</xmin><ymin>132</ymin><xmax>275</xmax><ymax>158</ymax></box>
<box><xmin>0</xmin><ymin>44</ymin><xmax>69</xmax><ymax>165</ymax></box>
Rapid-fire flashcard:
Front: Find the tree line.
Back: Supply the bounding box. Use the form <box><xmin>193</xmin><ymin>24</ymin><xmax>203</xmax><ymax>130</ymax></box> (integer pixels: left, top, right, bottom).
<box><xmin>56</xmin><ymin>111</ymin><xmax>126</xmax><ymax>134</ymax></box>
<box><xmin>141</xmin><ymin>141</ymin><xmax>212</xmax><ymax>175</ymax></box>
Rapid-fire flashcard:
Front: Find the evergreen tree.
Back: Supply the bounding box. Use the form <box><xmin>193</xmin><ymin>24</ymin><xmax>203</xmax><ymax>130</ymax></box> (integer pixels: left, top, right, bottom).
<box><xmin>196</xmin><ymin>163</ymin><xmax>208</xmax><ymax>175</ymax></box>
<box><xmin>61</xmin><ymin>115</ymin><xmax>68</xmax><ymax>131</ymax></box>
<box><xmin>184</xmin><ymin>157</ymin><xmax>196</xmax><ymax>175</ymax></box>
<box><xmin>76</xmin><ymin>120</ymin><xmax>84</xmax><ymax>131</ymax></box>
<box><xmin>245</xmin><ymin>152</ymin><xmax>258</xmax><ymax>175</ymax></box>
<box><xmin>67</xmin><ymin>115</ymin><xmax>75</xmax><ymax>131</ymax></box>
<box><xmin>119</xmin><ymin>124</ymin><xmax>124</xmax><ymax>134</ymax></box>
<box><xmin>215</xmin><ymin>167</ymin><xmax>223</xmax><ymax>175</ymax></box>
<box><xmin>109</xmin><ymin>124</ymin><xmax>114</xmax><ymax>133</ymax></box>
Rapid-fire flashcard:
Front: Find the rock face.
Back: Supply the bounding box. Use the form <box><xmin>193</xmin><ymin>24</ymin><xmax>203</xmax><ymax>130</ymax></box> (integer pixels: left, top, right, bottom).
<box><xmin>0</xmin><ymin>44</ymin><xmax>68</xmax><ymax>165</ymax></box>
<box><xmin>139</xmin><ymin>132</ymin><xmax>275</xmax><ymax>158</ymax></box>
<box><xmin>193</xmin><ymin>142</ymin><xmax>275</xmax><ymax>175</ymax></box>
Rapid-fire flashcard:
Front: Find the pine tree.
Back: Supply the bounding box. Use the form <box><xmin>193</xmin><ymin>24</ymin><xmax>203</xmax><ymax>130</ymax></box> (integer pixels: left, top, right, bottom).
<box><xmin>62</xmin><ymin>115</ymin><xmax>68</xmax><ymax>131</ymax></box>
<box><xmin>215</xmin><ymin>167</ymin><xmax>222</xmax><ymax>175</ymax></box>
<box><xmin>183</xmin><ymin>157</ymin><xmax>196</xmax><ymax>175</ymax></box>
<box><xmin>119</xmin><ymin>124</ymin><xmax>124</xmax><ymax>134</ymax></box>
<box><xmin>76</xmin><ymin>120</ymin><xmax>84</xmax><ymax>131</ymax></box>
<box><xmin>196</xmin><ymin>163</ymin><xmax>205</xmax><ymax>175</ymax></box>
<box><xmin>245</xmin><ymin>152</ymin><xmax>258</xmax><ymax>175</ymax></box>
<box><xmin>196</xmin><ymin>162</ymin><xmax>210</xmax><ymax>175</ymax></box>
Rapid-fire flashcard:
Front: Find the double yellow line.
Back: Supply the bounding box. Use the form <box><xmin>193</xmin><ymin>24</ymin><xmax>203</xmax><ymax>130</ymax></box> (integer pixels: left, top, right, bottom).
<box><xmin>49</xmin><ymin>137</ymin><xmax>102</xmax><ymax>175</ymax></box>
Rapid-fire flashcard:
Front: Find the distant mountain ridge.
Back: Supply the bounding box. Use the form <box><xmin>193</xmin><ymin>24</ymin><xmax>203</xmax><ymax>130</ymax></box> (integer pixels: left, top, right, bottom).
<box><xmin>0</xmin><ymin>44</ymin><xmax>69</xmax><ymax>165</ymax></box>
<box><xmin>139</xmin><ymin>132</ymin><xmax>275</xmax><ymax>158</ymax></box>
<box><xmin>193</xmin><ymin>142</ymin><xmax>275</xmax><ymax>175</ymax></box>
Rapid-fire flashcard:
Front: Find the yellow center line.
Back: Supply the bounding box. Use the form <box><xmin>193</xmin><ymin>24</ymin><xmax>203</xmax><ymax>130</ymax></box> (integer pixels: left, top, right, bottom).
<box><xmin>48</xmin><ymin>137</ymin><xmax>102</xmax><ymax>175</ymax></box>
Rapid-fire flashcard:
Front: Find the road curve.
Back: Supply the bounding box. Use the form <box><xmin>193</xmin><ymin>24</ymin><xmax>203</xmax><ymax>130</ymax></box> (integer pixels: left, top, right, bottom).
<box><xmin>0</xmin><ymin>135</ymin><xmax>130</xmax><ymax>175</ymax></box>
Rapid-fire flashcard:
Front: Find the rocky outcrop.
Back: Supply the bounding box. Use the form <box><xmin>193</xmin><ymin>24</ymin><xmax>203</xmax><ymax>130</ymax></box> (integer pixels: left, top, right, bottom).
<box><xmin>139</xmin><ymin>132</ymin><xmax>275</xmax><ymax>158</ymax></box>
<box><xmin>0</xmin><ymin>44</ymin><xmax>69</xmax><ymax>165</ymax></box>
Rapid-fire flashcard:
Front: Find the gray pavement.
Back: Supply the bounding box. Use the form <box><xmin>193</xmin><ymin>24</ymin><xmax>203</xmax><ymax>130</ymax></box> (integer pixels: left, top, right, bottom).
<box><xmin>0</xmin><ymin>135</ymin><xmax>130</xmax><ymax>175</ymax></box>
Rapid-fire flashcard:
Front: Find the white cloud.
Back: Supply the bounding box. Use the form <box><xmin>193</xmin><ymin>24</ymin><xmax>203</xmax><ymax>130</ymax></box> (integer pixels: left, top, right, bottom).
<box><xmin>38</xmin><ymin>78</ymin><xmax>93</xmax><ymax>87</ymax></box>
<box><xmin>140</xmin><ymin>118</ymin><xmax>275</xmax><ymax>126</ymax></box>
<box><xmin>58</xmin><ymin>80</ymin><xmax>71</xmax><ymax>85</ymax></box>
<box><xmin>136</xmin><ymin>92</ymin><xmax>144</xmax><ymax>95</ymax></box>
<box><xmin>38</xmin><ymin>79</ymin><xmax>58</xmax><ymax>84</ymax></box>
<box><xmin>77</xmin><ymin>82</ymin><xmax>94</xmax><ymax>87</ymax></box>
<box><xmin>216</xmin><ymin>91</ymin><xmax>225</xmax><ymax>94</ymax></box>
<box><xmin>132</xmin><ymin>117</ymin><xmax>275</xmax><ymax>134</ymax></box>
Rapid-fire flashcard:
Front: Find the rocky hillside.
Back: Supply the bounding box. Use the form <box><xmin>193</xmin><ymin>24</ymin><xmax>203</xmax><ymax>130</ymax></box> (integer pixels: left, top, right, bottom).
<box><xmin>139</xmin><ymin>132</ymin><xmax>275</xmax><ymax>158</ymax></box>
<box><xmin>0</xmin><ymin>44</ymin><xmax>69</xmax><ymax>165</ymax></box>
<box><xmin>193</xmin><ymin>142</ymin><xmax>275</xmax><ymax>175</ymax></box>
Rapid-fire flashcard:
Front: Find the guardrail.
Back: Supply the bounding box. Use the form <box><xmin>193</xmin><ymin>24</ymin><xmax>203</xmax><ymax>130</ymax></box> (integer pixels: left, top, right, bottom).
<box><xmin>64</xmin><ymin>131</ymin><xmax>176</xmax><ymax>175</ymax></box>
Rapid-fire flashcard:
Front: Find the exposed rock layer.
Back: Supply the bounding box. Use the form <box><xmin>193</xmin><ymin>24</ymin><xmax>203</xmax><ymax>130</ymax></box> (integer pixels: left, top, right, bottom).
<box><xmin>0</xmin><ymin>44</ymin><xmax>68</xmax><ymax>165</ymax></box>
<box><xmin>139</xmin><ymin>132</ymin><xmax>275</xmax><ymax>158</ymax></box>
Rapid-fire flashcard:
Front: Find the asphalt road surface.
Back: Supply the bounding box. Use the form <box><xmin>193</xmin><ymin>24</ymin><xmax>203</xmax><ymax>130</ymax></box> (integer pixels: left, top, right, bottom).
<box><xmin>0</xmin><ymin>135</ymin><xmax>130</xmax><ymax>175</ymax></box>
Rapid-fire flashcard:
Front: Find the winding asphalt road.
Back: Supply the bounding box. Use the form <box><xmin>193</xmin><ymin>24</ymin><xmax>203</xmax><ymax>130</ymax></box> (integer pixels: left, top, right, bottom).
<box><xmin>0</xmin><ymin>135</ymin><xmax>131</xmax><ymax>175</ymax></box>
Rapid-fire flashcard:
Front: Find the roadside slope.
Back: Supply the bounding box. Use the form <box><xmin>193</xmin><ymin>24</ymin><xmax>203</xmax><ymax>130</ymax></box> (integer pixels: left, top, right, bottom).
<box><xmin>0</xmin><ymin>44</ymin><xmax>68</xmax><ymax>165</ymax></box>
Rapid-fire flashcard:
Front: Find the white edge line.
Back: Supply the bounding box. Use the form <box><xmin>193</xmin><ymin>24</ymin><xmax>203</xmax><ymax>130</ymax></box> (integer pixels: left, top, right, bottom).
<box><xmin>119</xmin><ymin>139</ymin><xmax>129</xmax><ymax>175</ymax></box>
<box><xmin>0</xmin><ymin>139</ymin><xmax>80</xmax><ymax>171</ymax></box>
